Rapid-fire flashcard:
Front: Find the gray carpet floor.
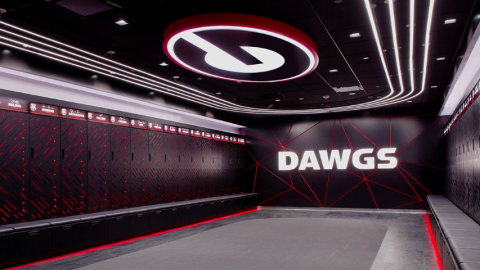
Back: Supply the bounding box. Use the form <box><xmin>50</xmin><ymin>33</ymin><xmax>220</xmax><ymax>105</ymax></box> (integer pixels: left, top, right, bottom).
<box><xmin>18</xmin><ymin>207</ymin><xmax>441</xmax><ymax>270</ymax></box>
<box><xmin>73</xmin><ymin>218</ymin><xmax>387</xmax><ymax>270</ymax></box>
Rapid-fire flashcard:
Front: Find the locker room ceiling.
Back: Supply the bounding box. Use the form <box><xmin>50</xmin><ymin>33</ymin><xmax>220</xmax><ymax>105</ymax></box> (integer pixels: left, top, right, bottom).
<box><xmin>0</xmin><ymin>0</ymin><xmax>477</xmax><ymax>114</ymax></box>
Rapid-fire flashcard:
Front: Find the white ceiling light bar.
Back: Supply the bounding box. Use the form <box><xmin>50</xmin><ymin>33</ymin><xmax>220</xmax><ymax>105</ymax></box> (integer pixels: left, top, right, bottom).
<box><xmin>388</xmin><ymin>0</ymin><xmax>405</xmax><ymax>96</ymax></box>
<box><xmin>420</xmin><ymin>0</ymin><xmax>436</xmax><ymax>95</ymax></box>
<box><xmin>408</xmin><ymin>0</ymin><xmax>415</xmax><ymax>97</ymax></box>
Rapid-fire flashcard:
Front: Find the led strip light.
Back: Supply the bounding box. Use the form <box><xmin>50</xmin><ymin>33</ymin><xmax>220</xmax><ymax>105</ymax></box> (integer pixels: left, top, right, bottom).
<box><xmin>0</xmin><ymin>3</ymin><xmax>435</xmax><ymax>115</ymax></box>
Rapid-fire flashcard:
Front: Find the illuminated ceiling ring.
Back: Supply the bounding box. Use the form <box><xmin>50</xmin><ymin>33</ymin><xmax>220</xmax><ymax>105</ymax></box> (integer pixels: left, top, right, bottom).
<box><xmin>163</xmin><ymin>13</ymin><xmax>319</xmax><ymax>83</ymax></box>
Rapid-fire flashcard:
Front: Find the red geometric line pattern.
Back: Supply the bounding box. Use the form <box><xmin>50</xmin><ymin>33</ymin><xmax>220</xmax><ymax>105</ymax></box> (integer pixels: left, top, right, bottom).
<box><xmin>245</xmin><ymin>116</ymin><xmax>444</xmax><ymax>209</ymax></box>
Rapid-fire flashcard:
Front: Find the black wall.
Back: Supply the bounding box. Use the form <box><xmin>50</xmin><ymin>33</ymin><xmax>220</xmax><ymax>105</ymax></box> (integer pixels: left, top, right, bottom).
<box><xmin>445</xmin><ymin>97</ymin><xmax>480</xmax><ymax>223</ymax></box>
<box><xmin>246</xmin><ymin>114</ymin><xmax>446</xmax><ymax>209</ymax></box>
<box><xmin>0</xmin><ymin>109</ymin><xmax>245</xmax><ymax>224</ymax></box>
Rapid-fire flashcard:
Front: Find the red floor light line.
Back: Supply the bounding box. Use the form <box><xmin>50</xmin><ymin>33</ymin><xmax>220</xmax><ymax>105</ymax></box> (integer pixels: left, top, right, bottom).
<box><xmin>5</xmin><ymin>208</ymin><xmax>258</xmax><ymax>270</ymax></box>
<box><xmin>425</xmin><ymin>214</ymin><xmax>445</xmax><ymax>270</ymax></box>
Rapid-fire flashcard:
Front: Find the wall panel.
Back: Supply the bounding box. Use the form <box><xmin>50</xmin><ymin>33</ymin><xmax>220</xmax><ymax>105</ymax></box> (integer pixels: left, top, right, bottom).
<box><xmin>61</xmin><ymin>119</ymin><xmax>87</xmax><ymax>215</ymax></box>
<box><xmin>0</xmin><ymin>110</ymin><xmax>29</xmax><ymax>223</ymax></box>
<box><xmin>87</xmin><ymin>122</ymin><xmax>110</xmax><ymax>212</ymax></box>
<box><xmin>29</xmin><ymin>115</ymin><xmax>61</xmax><ymax>219</ymax></box>
<box><xmin>131</xmin><ymin>128</ymin><xmax>149</xmax><ymax>206</ymax></box>
<box><xmin>110</xmin><ymin>126</ymin><xmax>131</xmax><ymax>209</ymax></box>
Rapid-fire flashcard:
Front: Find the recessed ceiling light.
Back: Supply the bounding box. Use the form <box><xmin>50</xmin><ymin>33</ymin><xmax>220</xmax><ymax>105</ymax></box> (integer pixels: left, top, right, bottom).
<box><xmin>368</xmin><ymin>96</ymin><xmax>373</xmax><ymax>99</ymax></box>
<box><xmin>322</xmin><ymin>95</ymin><xmax>330</xmax><ymax>99</ymax></box>
<box><xmin>407</xmin><ymin>100</ymin><xmax>412</xmax><ymax>103</ymax></box>
<box><xmin>299</xmin><ymin>97</ymin><xmax>304</xmax><ymax>100</ymax></box>
<box><xmin>329</xmin><ymin>69</ymin><xmax>338</xmax><ymax>73</ymax></box>
<box><xmin>437</xmin><ymin>57</ymin><xmax>445</xmax><ymax>61</ymax></box>
<box><xmin>431</xmin><ymin>85</ymin><xmax>438</xmax><ymax>88</ymax></box>
<box><xmin>159</xmin><ymin>62</ymin><xmax>168</xmax><ymax>66</ymax></box>
<box><xmin>173</xmin><ymin>76</ymin><xmax>179</xmax><ymax>79</ymax></box>
<box><xmin>275</xmin><ymin>99</ymin><xmax>281</xmax><ymax>102</ymax></box>
<box><xmin>349</xmin><ymin>33</ymin><xmax>361</xmax><ymax>38</ymax></box>
<box><xmin>148</xmin><ymin>91</ymin><xmax>155</xmax><ymax>95</ymax></box>
<box><xmin>376</xmin><ymin>86</ymin><xmax>380</xmax><ymax>88</ymax></box>
<box><xmin>444</xmin><ymin>19</ymin><xmax>456</xmax><ymax>25</ymax></box>
<box><xmin>115</xmin><ymin>20</ymin><xmax>128</xmax><ymax>26</ymax></box>
<box><xmin>349</xmin><ymin>93</ymin><xmax>356</xmax><ymax>95</ymax></box>
<box><xmin>197</xmin><ymin>78</ymin><xmax>202</xmax><ymax>80</ymax></box>
<box><xmin>363</xmin><ymin>57</ymin><xmax>369</xmax><ymax>60</ymax></box>
<box><xmin>216</xmin><ymin>92</ymin><xmax>221</xmax><ymax>95</ymax></box>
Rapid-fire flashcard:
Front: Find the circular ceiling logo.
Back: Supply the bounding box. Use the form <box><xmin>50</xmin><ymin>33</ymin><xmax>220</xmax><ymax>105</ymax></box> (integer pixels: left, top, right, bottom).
<box><xmin>163</xmin><ymin>14</ymin><xmax>319</xmax><ymax>83</ymax></box>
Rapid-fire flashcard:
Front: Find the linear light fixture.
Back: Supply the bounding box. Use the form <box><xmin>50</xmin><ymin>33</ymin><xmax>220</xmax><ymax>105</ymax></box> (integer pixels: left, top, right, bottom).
<box><xmin>444</xmin><ymin>19</ymin><xmax>456</xmax><ymax>25</ymax></box>
<box><xmin>0</xmin><ymin>16</ymin><xmax>437</xmax><ymax>115</ymax></box>
<box><xmin>349</xmin><ymin>33</ymin><xmax>361</xmax><ymax>38</ymax></box>
<box><xmin>388</xmin><ymin>0</ymin><xmax>405</xmax><ymax>95</ymax></box>
<box><xmin>115</xmin><ymin>20</ymin><xmax>128</xmax><ymax>26</ymax></box>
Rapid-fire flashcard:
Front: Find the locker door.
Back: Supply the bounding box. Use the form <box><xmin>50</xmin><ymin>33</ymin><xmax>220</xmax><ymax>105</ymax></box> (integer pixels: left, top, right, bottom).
<box><xmin>30</xmin><ymin>115</ymin><xmax>61</xmax><ymax>219</ymax></box>
<box><xmin>149</xmin><ymin>131</ymin><xmax>165</xmax><ymax>204</ymax></box>
<box><xmin>111</xmin><ymin>126</ymin><xmax>130</xmax><ymax>209</ymax></box>
<box><xmin>163</xmin><ymin>133</ymin><xmax>178</xmax><ymax>202</ymax></box>
<box><xmin>177</xmin><ymin>136</ymin><xmax>193</xmax><ymax>201</ymax></box>
<box><xmin>61</xmin><ymin>119</ymin><xmax>87</xmax><ymax>215</ymax></box>
<box><xmin>87</xmin><ymin>122</ymin><xmax>110</xmax><ymax>212</ymax></box>
<box><xmin>0</xmin><ymin>110</ymin><xmax>29</xmax><ymax>223</ymax></box>
<box><xmin>131</xmin><ymin>129</ymin><xmax>148</xmax><ymax>206</ymax></box>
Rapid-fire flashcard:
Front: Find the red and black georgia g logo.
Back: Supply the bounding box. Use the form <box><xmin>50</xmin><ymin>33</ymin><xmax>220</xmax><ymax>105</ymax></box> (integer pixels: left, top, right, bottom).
<box><xmin>163</xmin><ymin>13</ymin><xmax>319</xmax><ymax>83</ymax></box>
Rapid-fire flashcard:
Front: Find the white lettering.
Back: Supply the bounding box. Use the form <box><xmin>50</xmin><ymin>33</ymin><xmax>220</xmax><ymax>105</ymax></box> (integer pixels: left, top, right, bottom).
<box><xmin>319</xmin><ymin>149</ymin><xmax>351</xmax><ymax>169</ymax></box>
<box><xmin>377</xmin><ymin>148</ymin><xmax>397</xmax><ymax>169</ymax></box>
<box><xmin>278</xmin><ymin>152</ymin><xmax>299</xmax><ymax>171</ymax></box>
<box><xmin>298</xmin><ymin>151</ymin><xmax>321</xmax><ymax>170</ymax></box>
<box><xmin>352</xmin><ymin>148</ymin><xmax>375</xmax><ymax>170</ymax></box>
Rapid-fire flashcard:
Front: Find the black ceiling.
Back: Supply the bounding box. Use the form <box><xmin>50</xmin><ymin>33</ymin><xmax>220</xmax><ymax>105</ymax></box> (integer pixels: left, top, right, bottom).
<box><xmin>0</xmin><ymin>0</ymin><xmax>477</xmax><ymax>111</ymax></box>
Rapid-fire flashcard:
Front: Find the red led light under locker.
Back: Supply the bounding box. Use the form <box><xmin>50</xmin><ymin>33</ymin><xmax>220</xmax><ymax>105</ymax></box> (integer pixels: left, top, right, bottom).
<box><xmin>0</xmin><ymin>110</ymin><xmax>29</xmax><ymax>224</ymax></box>
<box><xmin>87</xmin><ymin>122</ymin><xmax>111</xmax><ymax>212</ymax></box>
<box><xmin>29</xmin><ymin>115</ymin><xmax>61</xmax><ymax>219</ymax></box>
<box><xmin>130</xmin><ymin>128</ymin><xmax>149</xmax><ymax>206</ymax></box>
<box><xmin>110</xmin><ymin>125</ymin><xmax>131</xmax><ymax>209</ymax></box>
<box><xmin>61</xmin><ymin>119</ymin><xmax>88</xmax><ymax>216</ymax></box>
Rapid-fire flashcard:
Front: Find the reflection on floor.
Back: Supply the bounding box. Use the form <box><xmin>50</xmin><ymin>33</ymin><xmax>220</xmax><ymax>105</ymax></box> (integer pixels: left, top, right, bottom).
<box><xmin>18</xmin><ymin>207</ymin><xmax>441</xmax><ymax>270</ymax></box>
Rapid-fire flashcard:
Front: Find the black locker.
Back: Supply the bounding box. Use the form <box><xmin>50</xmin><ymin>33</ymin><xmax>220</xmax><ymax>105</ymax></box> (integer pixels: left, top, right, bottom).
<box><xmin>149</xmin><ymin>131</ymin><xmax>165</xmax><ymax>204</ymax></box>
<box><xmin>0</xmin><ymin>110</ymin><xmax>29</xmax><ymax>223</ymax></box>
<box><xmin>163</xmin><ymin>133</ymin><xmax>179</xmax><ymax>202</ymax></box>
<box><xmin>131</xmin><ymin>128</ymin><xmax>149</xmax><ymax>206</ymax></box>
<box><xmin>61</xmin><ymin>119</ymin><xmax>88</xmax><ymax>215</ymax></box>
<box><xmin>177</xmin><ymin>136</ymin><xmax>193</xmax><ymax>201</ymax></box>
<box><xmin>30</xmin><ymin>115</ymin><xmax>61</xmax><ymax>219</ymax></box>
<box><xmin>87</xmin><ymin>122</ymin><xmax>110</xmax><ymax>212</ymax></box>
<box><xmin>110</xmin><ymin>126</ymin><xmax>131</xmax><ymax>209</ymax></box>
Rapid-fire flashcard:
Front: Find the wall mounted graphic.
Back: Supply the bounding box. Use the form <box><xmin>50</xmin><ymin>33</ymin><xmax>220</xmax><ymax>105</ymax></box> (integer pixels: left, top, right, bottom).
<box><xmin>163</xmin><ymin>13</ymin><xmax>319</xmax><ymax>82</ymax></box>
<box><xmin>245</xmin><ymin>115</ymin><xmax>446</xmax><ymax>209</ymax></box>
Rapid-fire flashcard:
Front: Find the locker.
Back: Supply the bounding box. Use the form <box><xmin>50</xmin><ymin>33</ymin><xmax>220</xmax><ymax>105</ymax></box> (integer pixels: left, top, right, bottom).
<box><xmin>149</xmin><ymin>131</ymin><xmax>165</xmax><ymax>204</ymax></box>
<box><xmin>110</xmin><ymin>126</ymin><xmax>131</xmax><ymax>209</ymax></box>
<box><xmin>150</xmin><ymin>208</ymin><xmax>167</xmax><ymax>230</ymax></box>
<box><xmin>131</xmin><ymin>129</ymin><xmax>149</xmax><ymax>206</ymax></box>
<box><xmin>87</xmin><ymin>122</ymin><xmax>110</xmax><ymax>212</ymax></box>
<box><xmin>0</xmin><ymin>110</ymin><xmax>29</xmax><ymax>223</ymax></box>
<box><xmin>61</xmin><ymin>119</ymin><xmax>88</xmax><ymax>216</ymax></box>
<box><xmin>30</xmin><ymin>115</ymin><xmax>61</xmax><ymax>219</ymax></box>
<box><xmin>163</xmin><ymin>133</ymin><xmax>179</xmax><ymax>202</ymax></box>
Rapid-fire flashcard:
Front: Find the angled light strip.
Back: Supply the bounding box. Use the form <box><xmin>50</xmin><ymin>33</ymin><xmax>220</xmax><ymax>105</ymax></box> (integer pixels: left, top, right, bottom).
<box><xmin>388</xmin><ymin>0</ymin><xmax>405</xmax><ymax>95</ymax></box>
<box><xmin>361</xmin><ymin>0</ymin><xmax>396</xmax><ymax>103</ymax></box>
<box><xmin>420</xmin><ymin>0</ymin><xmax>435</xmax><ymax>93</ymax></box>
<box><xmin>409</xmin><ymin>0</ymin><xmax>415</xmax><ymax>95</ymax></box>
<box><xmin>0</xmin><ymin>36</ymin><xmax>245</xmax><ymax>112</ymax></box>
<box><xmin>0</xmin><ymin>26</ymin><xmax>241</xmax><ymax>109</ymax></box>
